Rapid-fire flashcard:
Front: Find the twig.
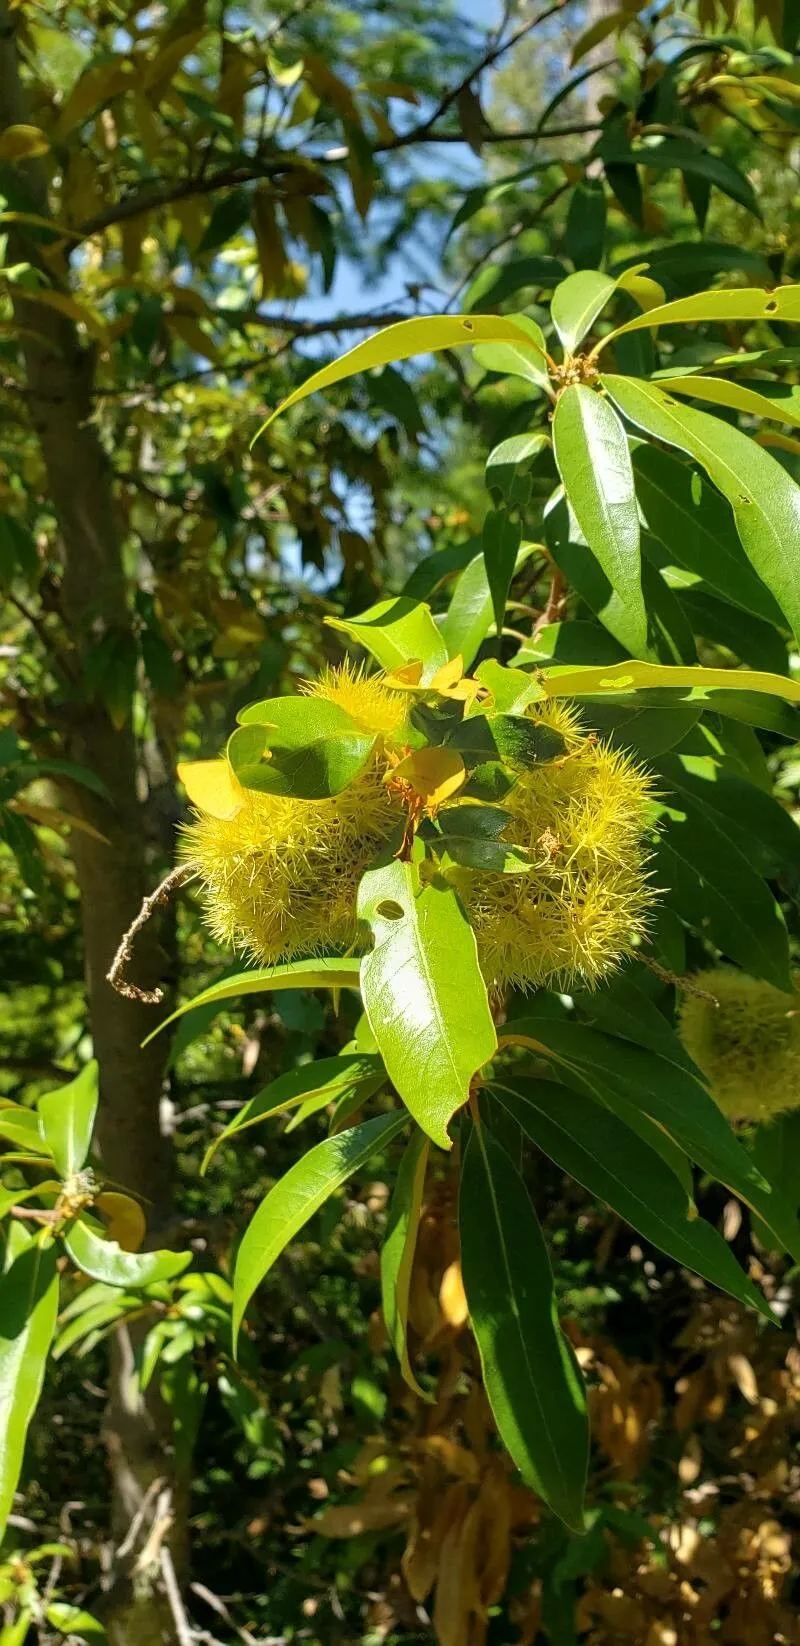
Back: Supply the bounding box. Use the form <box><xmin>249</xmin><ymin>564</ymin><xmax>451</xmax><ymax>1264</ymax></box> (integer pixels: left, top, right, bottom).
<box><xmin>106</xmin><ymin>864</ymin><xmax>191</xmax><ymax>1004</ymax></box>
<box><xmin>189</xmin><ymin>1581</ymin><xmax>285</xmax><ymax>1646</ymax></box>
<box><xmin>116</xmin><ymin>1476</ymin><xmax>165</xmax><ymax>1561</ymax></box>
<box><xmin>533</xmin><ymin>567</ymin><xmax>568</xmax><ymax>635</ymax></box>
<box><xmin>161</xmin><ymin>1547</ymin><xmax>195</xmax><ymax>1646</ymax></box>
<box><xmin>639</xmin><ymin>953</ymin><xmax>720</xmax><ymax>1003</ymax></box>
<box><xmin>377</xmin><ymin>1</ymin><xmax>569</xmax><ymax>152</ymax></box>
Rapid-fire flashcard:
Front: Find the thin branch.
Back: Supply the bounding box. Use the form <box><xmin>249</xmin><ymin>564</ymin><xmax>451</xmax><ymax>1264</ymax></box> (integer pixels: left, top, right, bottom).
<box><xmin>161</xmin><ymin>1547</ymin><xmax>195</xmax><ymax>1646</ymax></box>
<box><xmin>106</xmin><ymin>864</ymin><xmax>191</xmax><ymax>1004</ymax></box>
<box><xmin>76</xmin><ymin>158</ymin><xmax>297</xmax><ymax>241</ymax></box>
<box><xmin>376</xmin><ymin>1</ymin><xmax>569</xmax><ymax>152</ymax></box>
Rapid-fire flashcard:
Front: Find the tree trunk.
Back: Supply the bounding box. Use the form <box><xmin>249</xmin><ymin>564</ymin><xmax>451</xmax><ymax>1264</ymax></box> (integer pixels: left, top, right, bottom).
<box><xmin>0</xmin><ymin>9</ymin><xmax>185</xmax><ymax>1640</ymax></box>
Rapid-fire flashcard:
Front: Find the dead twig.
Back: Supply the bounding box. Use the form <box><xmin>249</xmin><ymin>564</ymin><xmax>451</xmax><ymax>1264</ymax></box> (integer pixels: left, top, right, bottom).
<box><xmin>106</xmin><ymin>864</ymin><xmax>191</xmax><ymax>1004</ymax></box>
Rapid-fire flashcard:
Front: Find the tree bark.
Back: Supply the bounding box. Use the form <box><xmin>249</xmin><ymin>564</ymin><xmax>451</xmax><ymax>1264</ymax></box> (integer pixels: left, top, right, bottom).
<box><xmin>0</xmin><ymin>8</ymin><xmax>185</xmax><ymax>1640</ymax></box>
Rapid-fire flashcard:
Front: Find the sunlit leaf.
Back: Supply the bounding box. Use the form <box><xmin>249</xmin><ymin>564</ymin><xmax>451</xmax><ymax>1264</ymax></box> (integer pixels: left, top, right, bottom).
<box><xmin>232</xmin><ymin>1111</ymin><xmax>406</xmax><ymax>1347</ymax></box>
<box><xmin>0</xmin><ymin>1239</ymin><xmax>59</xmax><ymax>1542</ymax></box>
<box><xmin>37</xmin><ymin>1061</ymin><xmax>98</xmax><ymax>1179</ymax></box>
<box><xmin>551</xmin><ymin>270</ymin><xmax>616</xmax><ymax>352</ymax></box>
<box><xmin>326</xmin><ymin>597</ymin><xmax>447</xmax><ymax>681</ymax></box>
<box><xmin>63</xmin><ymin>1217</ymin><xmax>190</xmax><ymax>1288</ymax></box>
<box><xmin>461</xmin><ymin>1122</ymin><xmax>589</xmax><ymax>1532</ymax></box>
<box><xmin>358</xmin><ymin>860</ymin><xmax>496</xmax><ymax>1150</ymax></box>
<box><xmin>145</xmin><ymin>959</ymin><xmax>362</xmax><ymax>1044</ymax></box>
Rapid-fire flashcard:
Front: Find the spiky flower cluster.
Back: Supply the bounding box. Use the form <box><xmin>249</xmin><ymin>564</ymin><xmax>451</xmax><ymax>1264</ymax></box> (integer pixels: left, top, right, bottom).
<box><xmin>678</xmin><ymin>969</ymin><xmax>800</xmax><ymax>1123</ymax></box>
<box><xmin>182</xmin><ymin>670</ymin><xmax>656</xmax><ymax>991</ymax></box>
<box><xmin>181</xmin><ymin>666</ymin><xmax>407</xmax><ymax>964</ymax></box>
<box><xmin>457</xmin><ymin>701</ymin><xmax>656</xmax><ymax>991</ymax></box>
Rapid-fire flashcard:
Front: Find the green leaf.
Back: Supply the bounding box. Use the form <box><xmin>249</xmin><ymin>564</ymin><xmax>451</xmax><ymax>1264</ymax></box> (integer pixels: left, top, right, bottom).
<box><xmin>460</xmin><ymin>1123</ymin><xmax>589</xmax><ymax>1531</ymax></box>
<box><xmin>53</xmin><ymin>1296</ymin><xmax>135</xmax><ymax>1359</ymax></box>
<box><xmin>540</xmin><ymin>657</ymin><xmax>800</xmax><ymax>717</ymax></box>
<box><xmin>551</xmin><ymin>270</ymin><xmax>616</xmax><ymax>352</ymax></box>
<box><xmin>402</xmin><ymin>540</ymin><xmax>483</xmax><ymax>600</ymax></box>
<box><xmin>605</xmin><ymin>374</ymin><xmax>800</xmax><ymax>645</ymax></box>
<box><xmin>202</xmin><ymin>1054</ymin><xmax>385</xmax><ymax>1170</ymax></box>
<box><xmin>63</xmin><ymin>1218</ymin><xmax>191</xmax><ymax>1288</ymax></box>
<box><xmin>565</xmin><ymin>179</ymin><xmax>607</xmax><ymax>271</ymax></box>
<box><xmin>545</xmin><ymin>497</ymin><xmax>693</xmax><ymax>664</ymax></box>
<box><xmin>507</xmin><ymin>1015</ymin><xmax>800</xmax><ymax>1259</ymax></box>
<box><xmin>145</xmin><ymin>958</ymin><xmax>362</xmax><ymax>1043</ymax></box>
<box><xmin>326</xmin><ymin>596</ymin><xmax>447</xmax><ymax>681</ymax></box>
<box><xmin>449</xmin><ymin>712</ymin><xmax>564</xmax><ymax>772</ymax></box>
<box><xmin>580</xmin><ymin>698</ymin><xmax>701</xmax><ymax>758</ymax></box>
<box><xmin>46</xmin><ymin>1601</ymin><xmax>106</xmax><ymax>1640</ymax></box>
<box><xmin>491</xmin><ymin>1078</ymin><xmax>773</xmax><ymax>1320</ymax></box>
<box><xmin>482</xmin><ymin>509</ymin><xmax>522</xmax><ymax>633</ymax></box>
<box><xmin>473</xmin><ymin>658</ymin><xmax>545</xmax><ymax>714</ymax></box>
<box><xmin>485</xmin><ymin>432</ymin><xmax>550</xmax><ymax>504</ymax></box>
<box><xmin>438</xmin><ymin>804</ymin><xmax>535</xmax><ymax>873</ymax></box>
<box><xmin>381</xmin><ymin>1126</ymin><xmax>430</xmax><ymax>1400</ymax></box>
<box><xmin>440</xmin><ymin>552</ymin><xmax>495</xmax><ymax>668</ymax></box>
<box><xmin>655</xmin><ymin>754</ymin><xmax>800</xmax><ymax>883</ymax></box>
<box><xmin>552</xmin><ymin>386</ymin><xmax>646</xmax><ymax>654</ymax></box>
<box><xmin>0</xmin><ymin>1104</ymin><xmax>53</xmax><ymax>1156</ymax></box>
<box><xmin>252</xmin><ymin>313</ymin><xmax>547</xmax><ymax>440</ymax></box>
<box><xmin>653</xmin><ymin>792</ymin><xmax>791</xmax><ymax>990</ymax></box>
<box><xmin>230</xmin><ymin>699</ymin><xmax>376</xmax><ymax>799</ymax></box>
<box><xmin>601</xmin><ymin>283</ymin><xmax>800</xmax><ymax>350</ymax></box>
<box><xmin>632</xmin><ymin>445</ymin><xmax>784</xmax><ymax>625</ymax></box>
<box><xmin>473</xmin><ymin>314</ymin><xmax>550</xmax><ymax>389</ymax></box>
<box><xmin>656</xmin><ymin>373</ymin><xmax>800</xmax><ymax>430</ymax></box>
<box><xmin>232</xmin><ymin>1110</ymin><xmax>406</xmax><ymax>1347</ymax></box>
<box><xmin>463</xmin><ymin>256</ymin><xmax>567</xmax><ymax>311</ymax></box>
<box><xmin>0</xmin><ymin>1239</ymin><xmax>59</xmax><ymax>1541</ymax></box>
<box><xmin>357</xmin><ymin>861</ymin><xmax>496</xmax><ymax>1150</ymax></box>
<box><xmin>37</xmin><ymin>1061</ymin><xmax>98</xmax><ymax>1179</ymax></box>
<box><xmin>678</xmin><ymin>589</ymin><xmax>788</xmax><ymax>676</ymax></box>
<box><xmin>0</xmin><ymin>514</ymin><xmax>38</xmax><ymax>586</ymax></box>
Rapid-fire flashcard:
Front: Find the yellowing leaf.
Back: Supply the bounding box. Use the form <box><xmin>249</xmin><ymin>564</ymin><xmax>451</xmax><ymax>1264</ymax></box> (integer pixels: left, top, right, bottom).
<box><xmin>167</xmin><ymin>312</ymin><xmax>221</xmax><ymax>364</ymax></box>
<box><xmin>0</xmin><ymin>125</ymin><xmax>50</xmax><ymax>160</ymax></box>
<box><xmin>252</xmin><ymin>314</ymin><xmax>550</xmax><ymax>442</ymax></box>
<box><xmin>616</xmin><ymin>269</ymin><xmax>666</xmax><ymax>311</ymax></box>
<box><xmin>384</xmin><ymin>660</ymin><xmax>424</xmax><ymax>688</ymax></box>
<box><xmin>95</xmin><ymin>1192</ymin><xmax>146</xmax><ymax>1252</ymax></box>
<box><xmin>391</xmin><ymin>747</ymin><xmax>466</xmax><ymax>807</ymax></box>
<box><xmin>428</xmin><ymin>655</ymin><xmax>464</xmax><ymax>693</ymax></box>
<box><xmin>439</xmin><ymin>1259</ymin><xmax>468</xmax><ymax>1327</ymax></box>
<box><xmin>9</xmin><ymin>799</ymin><xmax>109</xmax><ymax>845</ymax></box>
<box><xmin>19</xmin><ymin>287</ymin><xmax>106</xmax><ymax>337</ymax></box>
<box><xmin>177</xmin><ymin>758</ymin><xmax>242</xmax><ymax>819</ymax></box>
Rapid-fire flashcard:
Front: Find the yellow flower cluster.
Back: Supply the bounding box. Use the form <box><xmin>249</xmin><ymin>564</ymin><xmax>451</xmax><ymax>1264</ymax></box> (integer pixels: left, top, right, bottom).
<box><xmin>456</xmin><ymin>701</ymin><xmax>656</xmax><ymax>991</ymax></box>
<box><xmin>181</xmin><ymin>668</ymin><xmax>656</xmax><ymax>992</ymax></box>
<box><xmin>678</xmin><ymin>968</ymin><xmax>800</xmax><ymax>1123</ymax></box>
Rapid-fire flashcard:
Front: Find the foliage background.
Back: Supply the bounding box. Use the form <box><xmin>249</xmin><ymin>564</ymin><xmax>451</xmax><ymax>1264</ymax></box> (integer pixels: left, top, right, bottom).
<box><xmin>1</xmin><ymin>0</ymin><xmax>799</xmax><ymax>1643</ymax></box>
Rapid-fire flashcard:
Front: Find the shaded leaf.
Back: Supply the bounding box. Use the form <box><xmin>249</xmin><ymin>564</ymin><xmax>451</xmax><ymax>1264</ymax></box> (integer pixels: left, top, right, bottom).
<box><xmin>0</xmin><ymin>1240</ymin><xmax>58</xmax><ymax>1542</ymax></box>
<box><xmin>381</xmin><ymin>1127</ymin><xmax>430</xmax><ymax>1399</ymax></box>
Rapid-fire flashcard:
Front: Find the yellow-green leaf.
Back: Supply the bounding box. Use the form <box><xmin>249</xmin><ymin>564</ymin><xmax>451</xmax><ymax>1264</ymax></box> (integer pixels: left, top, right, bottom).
<box><xmin>380</xmin><ymin>1127</ymin><xmax>431</xmax><ymax>1400</ymax></box>
<box><xmin>655</xmin><ymin>373</ymin><xmax>800</xmax><ymax>430</ymax></box>
<box><xmin>251</xmin><ymin>314</ymin><xmax>546</xmax><ymax>442</ymax></box>
<box><xmin>597</xmin><ymin>283</ymin><xmax>800</xmax><ymax>352</ymax></box>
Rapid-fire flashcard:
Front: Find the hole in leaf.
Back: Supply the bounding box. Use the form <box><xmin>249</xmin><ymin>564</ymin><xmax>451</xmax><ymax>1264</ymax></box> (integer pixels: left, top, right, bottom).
<box><xmin>765</xmin><ymin>299</ymin><xmax>778</xmax><ymax>313</ymax></box>
<box><xmin>738</xmin><ymin>494</ymin><xmax>753</xmax><ymax>505</ymax></box>
<box><xmin>461</xmin><ymin>319</ymin><xmax>474</xmax><ymax>332</ymax></box>
<box><xmin>376</xmin><ymin>899</ymin><xmax>404</xmax><ymax>920</ymax></box>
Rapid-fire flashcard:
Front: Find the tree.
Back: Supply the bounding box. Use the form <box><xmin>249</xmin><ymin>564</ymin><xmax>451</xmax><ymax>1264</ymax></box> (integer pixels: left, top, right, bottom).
<box><xmin>2</xmin><ymin>1</ymin><xmax>800</xmax><ymax>1642</ymax></box>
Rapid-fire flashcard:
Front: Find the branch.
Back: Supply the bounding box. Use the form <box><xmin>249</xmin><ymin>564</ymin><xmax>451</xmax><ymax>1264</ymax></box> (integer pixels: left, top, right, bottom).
<box><xmin>107</xmin><ymin>864</ymin><xmax>191</xmax><ymax>1004</ymax></box>
<box><xmin>77</xmin><ymin>158</ymin><xmax>297</xmax><ymax>241</ymax></box>
<box><xmin>376</xmin><ymin>120</ymin><xmax>601</xmax><ymax>151</ymax></box>
<box><xmin>377</xmin><ymin>0</ymin><xmax>569</xmax><ymax>152</ymax></box>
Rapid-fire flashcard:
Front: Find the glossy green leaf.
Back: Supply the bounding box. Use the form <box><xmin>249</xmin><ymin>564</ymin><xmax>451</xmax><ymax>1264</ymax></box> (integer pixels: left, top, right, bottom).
<box><xmin>402</xmin><ymin>540</ymin><xmax>482</xmax><ymax>601</ymax></box>
<box><xmin>203</xmin><ymin>1054</ymin><xmax>385</xmax><ymax>1169</ymax></box>
<box><xmin>232</xmin><ymin>1110</ymin><xmax>406</xmax><ymax>1346</ymax></box>
<box><xmin>485</xmin><ymin>432</ymin><xmax>550</xmax><ymax>504</ymax></box>
<box><xmin>546</xmin><ymin>497</ymin><xmax>693</xmax><ymax>664</ymax></box>
<box><xmin>463</xmin><ymin>256</ymin><xmax>567</xmax><ymax>311</ymax></box>
<box><xmin>552</xmin><ymin>385</ymin><xmax>646</xmax><ymax>654</ymax></box>
<box><xmin>551</xmin><ymin>270</ymin><xmax>616</xmax><ymax>352</ymax></box>
<box><xmin>580</xmin><ymin>698</ymin><xmax>701</xmax><ymax>758</ymax></box>
<box><xmin>53</xmin><ymin>1296</ymin><xmax>135</xmax><ymax>1360</ymax></box>
<box><xmin>653</xmin><ymin>792</ymin><xmax>791</xmax><ymax>989</ymax></box>
<box><xmin>440</xmin><ymin>551</ymin><xmax>494</xmax><ymax>668</ymax></box>
<box><xmin>0</xmin><ymin>1105</ymin><xmax>52</xmax><ymax>1156</ymax></box>
<box><xmin>473</xmin><ymin>314</ymin><xmax>550</xmax><ymax>388</ymax></box>
<box><xmin>37</xmin><ymin>1061</ymin><xmax>98</xmax><ymax>1179</ymax></box>
<box><xmin>0</xmin><ymin>1238</ymin><xmax>59</xmax><ymax>1541</ymax></box>
<box><xmin>381</xmin><ymin>1126</ymin><xmax>430</xmax><ymax>1400</ymax></box>
<box><xmin>326</xmin><ymin>596</ymin><xmax>447</xmax><ymax>681</ymax></box>
<box><xmin>656</xmin><ymin>373</ymin><xmax>800</xmax><ymax>429</ymax></box>
<box><xmin>473</xmin><ymin>658</ymin><xmax>545</xmax><ymax>714</ymax></box>
<box><xmin>357</xmin><ymin>860</ymin><xmax>496</xmax><ymax>1150</ymax></box>
<box><xmin>63</xmin><ymin>1218</ymin><xmax>191</xmax><ymax>1288</ymax></box>
<box><xmin>655</xmin><ymin>754</ymin><xmax>800</xmax><ymax>883</ymax></box>
<box><xmin>0</xmin><ymin>1182</ymin><xmax>61</xmax><ymax>1220</ymax></box>
<box><xmin>507</xmin><ymin>1015</ymin><xmax>800</xmax><ymax>1259</ymax></box>
<box><xmin>252</xmin><ymin>313</ymin><xmax>544</xmax><ymax>440</ymax></box>
<box><xmin>678</xmin><ymin>589</ymin><xmax>788</xmax><ymax>676</ymax></box>
<box><xmin>633</xmin><ymin>444</ymin><xmax>784</xmax><ymax>624</ymax></box>
<box><xmin>542</xmin><ymin>656</ymin><xmax>800</xmax><ymax>712</ymax></box>
<box><xmin>230</xmin><ymin>699</ymin><xmax>376</xmax><ymax>799</ymax></box>
<box><xmin>437</xmin><ymin>804</ymin><xmax>534</xmax><ymax>873</ymax></box>
<box><xmin>460</xmin><ymin>1123</ymin><xmax>589</xmax><ymax>1531</ymax></box>
<box><xmin>600</xmin><ymin>282</ymin><xmax>800</xmax><ymax>350</ymax></box>
<box><xmin>482</xmin><ymin>508</ymin><xmax>522</xmax><ymax>632</ymax></box>
<box><xmin>145</xmin><ymin>958</ymin><xmax>362</xmax><ymax>1043</ymax></box>
<box><xmin>606</xmin><ymin>374</ymin><xmax>800</xmax><ymax>644</ymax></box>
<box><xmin>491</xmin><ymin>1077</ymin><xmax>773</xmax><ymax>1320</ymax></box>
